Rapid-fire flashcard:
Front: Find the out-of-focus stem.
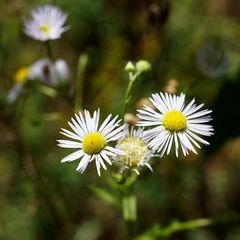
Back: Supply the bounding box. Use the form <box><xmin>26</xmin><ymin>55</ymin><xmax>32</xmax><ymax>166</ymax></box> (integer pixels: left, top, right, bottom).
<box><xmin>39</xmin><ymin>85</ymin><xmax>58</xmax><ymax>97</ymax></box>
<box><xmin>45</xmin><ymin>41</ymin><xmax>54</xmax><ymax>61</ymax></box>
<box><xmin>115</xmin><ymin>172</ymin><xmax>138</xmax><ymax>239</ymax></box>
<box><xmin>136</xmin><ymin>218</ymin><xmax>213</xmax><ymax>239</ymax></box>
<box><xmin>75</xmin><ymin>54</ymin><xmax>88</xmax><ymax>112</ymax></box>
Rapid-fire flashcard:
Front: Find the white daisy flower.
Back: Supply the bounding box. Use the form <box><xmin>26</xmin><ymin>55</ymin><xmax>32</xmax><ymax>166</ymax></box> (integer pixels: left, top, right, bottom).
<box><xmin>114</xmin><ymin>125</ymin><xmax>153</xmax><ymax>175</ymax></box>
<box><xmin>137</xmin><ymin>92</ymin><xmax>214</xmax><ymax>157</ymax></box>
<box><xmin>57</xmin><ymin>110</ymin><xmax>125</xmax><ymax>176</ymax></box>
<box><xmin>29</xmin><ymin>58</ymin><xmax>69</xmax><ymax>86</ymax></box>
<box><xmin>24</xmin><ymin>5</ymin><xmax>70</xmax><ymax>41</ymax></box>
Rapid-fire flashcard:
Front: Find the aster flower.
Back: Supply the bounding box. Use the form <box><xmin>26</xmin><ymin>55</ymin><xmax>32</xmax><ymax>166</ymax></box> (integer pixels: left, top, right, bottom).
<box><xmin>114</xmin><ymin>125</ymin><xmax>153</xmax><ymax>175</ymax></box>
<box><xmin>57</xmin><ymin>110</ymin><xmax>125</xmax><ymax>176</ymax></box>
<box><xmin>30</xmin><ymin>58</ymin><xmax>69</xmax><ymax>86</ymax></box>
<box><xmin>6</xmin><ymin>59</ymin><xmax>69</xmax><ymax>103</ymax></box>
<box><xmin>137</xmin><ymin>92</ymin><xmax>214</xmax><ymax>157</ymax></box>
<box><xmin>24</xmin><ymin>5</ymin><xmax>69</xmax><ymax>41</ymax></box>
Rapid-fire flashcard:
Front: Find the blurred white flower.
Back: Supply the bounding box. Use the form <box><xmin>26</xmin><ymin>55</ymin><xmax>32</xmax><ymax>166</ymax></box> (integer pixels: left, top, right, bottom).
<box><xmin>57</xmin><ymin>109</ymin><xmax>125</xmax><ymax>176</ymax></box>
<box><xmin>6</xmin><ymin>59</ymin><xmax>69</xmax><ymax>103</ymax></box>
<box><xmin>30</xmin><ymin>58</ymin><xmax>69</xmax><ymax>86</ymax></box>
<box><xmin>137</xmin><ymin>92</ymin><xmax>214</xmax><ymax>157</ymax></box>
<box><xmin>114</xmin><ymin>125</ymin><xmax>153</xmax><ymax>175</ymax></box>
<box><xmin>24</xmin><ymin>5</ymin><xmax>69</xmax><ymax>41</ymax></box>
<box><xmin>196</xmin><ymin>43</ymin><xmax>228</xmax><ymax>79</ymax></box>
<box><xmin>7</xmin><ymin>84</ymin><xmax>24</xmax><ymax>104</ymax></box>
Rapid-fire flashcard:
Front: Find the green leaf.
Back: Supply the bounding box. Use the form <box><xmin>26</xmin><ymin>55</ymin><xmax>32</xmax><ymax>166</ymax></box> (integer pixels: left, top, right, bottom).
<box><xmin>89</xmin><ymin>185</ymin><xmax>121</xmax><ymax>208</ymax></box>
<box><xmin>135</xmin><ymin>218</ymin><xmax>213</xmax><ymax>239</ymax></box>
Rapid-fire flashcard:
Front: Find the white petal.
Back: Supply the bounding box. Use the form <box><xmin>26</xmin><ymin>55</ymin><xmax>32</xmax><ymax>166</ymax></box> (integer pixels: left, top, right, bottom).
<box><xmin>57</xmin><ymin>139</ymin><xmax>81</xmax><ymax>148</ymax></box>
<box><xmin>76</xmin><ymin>154</ymin><xmax>91</xmax><ymax>173</ymax></box>
<box><xmin>60</xmin><ymin>128</ymin><xmax>82</xmax><ymax>141</ymax></box>
<box><xmin>100</xmin><ymin>151</ymin><xmax>112</xmax><ymax>165</ymax></box>
<box><xmin>61</xmin><ymin>150</ymin><xmax>84</xmax><ymax>162</ymax></box>
<box><xmin>98</xmin><ymin>114</ymin><xmax>112</xmax><ymax>132</ymax></box>
<box><xmin>95</xmin><ymin>158</ymin><xmax>101</xmax><ymax>176</ymax></box>
<box><xmin>97</xmin><ymin>155</ymin><xmax>107</xmax><ymax>170</ymax></box>
<box><xmin>186</xmin><ymin>130</ymin><xmax>210</xmax><ymax>145</ymax></box>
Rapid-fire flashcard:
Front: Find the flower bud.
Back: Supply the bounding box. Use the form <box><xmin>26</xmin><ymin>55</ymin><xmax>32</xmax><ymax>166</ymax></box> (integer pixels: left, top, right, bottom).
<box><xmin>136</xmin><ymin>98</ymin><xmax>155</xmax><ymax>110</ymax></box>
<box><xmin>125</xmin><ymin>61</ymin><xmax>135</xmax><ymax>73</ymax></box>
<box><xmin>124</xmin><ymin>113</ymin><xmax>138</xmax><ymax>126</ymax></box>
<box><xmin>135</xmin><ymin>60</ymin><xmax>151</xmax><ymax>73</ymax></box>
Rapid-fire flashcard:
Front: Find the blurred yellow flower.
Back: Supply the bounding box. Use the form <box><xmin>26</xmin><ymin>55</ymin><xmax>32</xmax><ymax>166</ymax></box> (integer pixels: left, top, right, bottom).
<box><xmin>14</xmin><ymin>67</ymin><xmax>30</xmax><ymax>84</ymax></box>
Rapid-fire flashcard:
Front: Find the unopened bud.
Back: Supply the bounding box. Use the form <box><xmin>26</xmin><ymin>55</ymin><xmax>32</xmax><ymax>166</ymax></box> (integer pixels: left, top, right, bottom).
<box><xmin>136</xmin><ymin>98</ymin><xmax>155</xmax><ymax>110</ymax></box>
<box><xmin>125</xmin><ymin>61</ymin><xmax>135</xmax><ymax>73</ymax></box>
<box><xmin>135</xmin><ymin>60</ymin><xmax>151</xmax><ymax>73</ymax></box>
<box><xmin>124</xmin><ymin>113</ymin><xmax>138</xmax><ymax>126</ymax></box>
<box><xmin>164</xmin><ymin>79</ymin><xmax>178</xmax><ymax>94</ymax></box>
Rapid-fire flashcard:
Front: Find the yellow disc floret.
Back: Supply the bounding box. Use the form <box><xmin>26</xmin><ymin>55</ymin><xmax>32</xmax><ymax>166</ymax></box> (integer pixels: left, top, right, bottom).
<box><xmin>162</xmin><ymin>110</ymin><xmax>186</xmax><ymax>132</ymax></box>
<box><xmin>39</xmin><ymin>25</ymin><xmax>50</xmax><ymax>33</ymax></box>
<box><xmin>82</xmin><ymin>132</ymin><xmax>106</xmax><ymax>155</ymax></box>
<box><xmin>14</xmin><ymin>67</ymin><xmax>29</xmax><ymax>84</ymax></box>
<box><xmin>117</xmin><ymin>137</ymin><xmax>147</xmax><ymax>167</ymax></box>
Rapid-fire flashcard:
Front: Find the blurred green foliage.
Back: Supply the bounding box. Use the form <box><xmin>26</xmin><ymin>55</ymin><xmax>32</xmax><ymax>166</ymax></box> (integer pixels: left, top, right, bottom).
<box><xmin>0</xmin><ymin>0</ymin><xmax>240</xmax><ymax>239</ymax></box>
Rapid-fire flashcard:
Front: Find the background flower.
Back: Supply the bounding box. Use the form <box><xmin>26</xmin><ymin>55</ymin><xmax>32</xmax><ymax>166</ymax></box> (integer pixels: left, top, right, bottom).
<box><xmin>29</xmin><ymin>58</ymin><xmax>70</xmax><ymax>86</ymax></box>
<box><xmin>24</xmin><ymin>5</ymin><xmax>70</xmax><ymax>41</ymax></box>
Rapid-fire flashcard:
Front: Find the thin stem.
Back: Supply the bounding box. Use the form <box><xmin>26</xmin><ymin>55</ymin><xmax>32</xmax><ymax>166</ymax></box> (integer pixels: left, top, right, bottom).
<box><xmin>118</xmin><ymin>172</ymin><xmax>138</xmax><ymax>239</ymax></box>
<box><xmin>75</xmin><ymin>54</ymin><xmax>88</xmax><ymax>112</ymax></box>
<box><xmin>45</xmin><ymin>41</ymin><xmax>54</xmax><ymax>61</ymax></box>
<box><xmin>136</xmin><ymin>218</ymin><xmax>213</xmax><ymax>239</ymax></box>
<box><xmin>121</xmin><ymin>72</ymin><xmax>139</xmax><ymax>117</ymax></box>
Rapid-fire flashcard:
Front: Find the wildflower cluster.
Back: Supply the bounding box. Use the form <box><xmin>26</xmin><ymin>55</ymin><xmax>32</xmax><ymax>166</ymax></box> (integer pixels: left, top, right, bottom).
<box><xmin>8</xmin><ymin>4</ymin><xmax>214</xmax><ymax>177</ymax></box>
<box><xmin>7</xmin><ymin>5</ymin><xmax>70</xmax><ymax>103</ymax></box>
<box><xmin>58</xmin><ymin>91</ymin><xmax>213</xmax><ymax>176</ymax></box>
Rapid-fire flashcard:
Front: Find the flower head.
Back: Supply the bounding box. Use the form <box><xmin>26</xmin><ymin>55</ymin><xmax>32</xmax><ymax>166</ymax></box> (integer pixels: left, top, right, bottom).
<box><xmin>24</xmin><ymin>5</ymin><xmax>69</xmax><ymax>41</ymax></box>
<box><xmin>30</xmin><ymin>58</ymin><xmax>69</xmax><ymax>86</ymax></box>
<box><xmin>137</xmin><ymin>92</ymin><xmax>214</xmax><ymax>157</ymax></box>
<box><xmin>114</xmin><ymin>126</ymin><xmax>153</xmax><ymax>175</ymax></box>
<box><xmin>57</xmin><ymin>110</ymin><xmax>125</xmax><ymax>176</ymax></box>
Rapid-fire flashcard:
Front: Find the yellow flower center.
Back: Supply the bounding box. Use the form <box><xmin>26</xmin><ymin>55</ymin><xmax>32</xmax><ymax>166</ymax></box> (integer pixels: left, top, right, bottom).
<box><xmin>162</xmin><ymin>111</ymin><xmax>186</xmax><ymax>132</ymax></box>
<box><xmin>117</xmin><ymin>137</ymin><xmax>147</xmax><ymax>167</ymax></box>
<box><xmin>82</xmin><ymin>132</ymin><xmax>106</xmax><ymax>155</ymax></box>
<box><xmin>39</xmin><ymin>25</ymin><xmax>50</xmax><ymax>33</ymax></box>
<box><xmin>14</xmin><ymin>67</ymin><xmax>29</xmax><ymax>84</ymax></box>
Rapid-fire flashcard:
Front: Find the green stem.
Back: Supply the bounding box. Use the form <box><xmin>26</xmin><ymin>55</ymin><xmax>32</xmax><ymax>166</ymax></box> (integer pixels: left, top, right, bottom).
<box><xmin>136</xmin><ymin>218</ymin><xmax>213</xmax><ymax>240</ymax></box>
<box><xmin>75</xmin><ymin>54</ymin><xmax>88</xmax><ymax>112</ymax></box>
<box><xmin>45</xmin><ymin>41</ymin><xmax>54</xmax><ymax>61</ymax></box>
<box><xmin>122</xmin><ymin>72</ymin><xmax>139</xmax><ymax>117</ymax></box>
<box><xmin>118</xmin><ymin>172</ymin><xmax>138</xmax><ymax>239</ymax></box>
